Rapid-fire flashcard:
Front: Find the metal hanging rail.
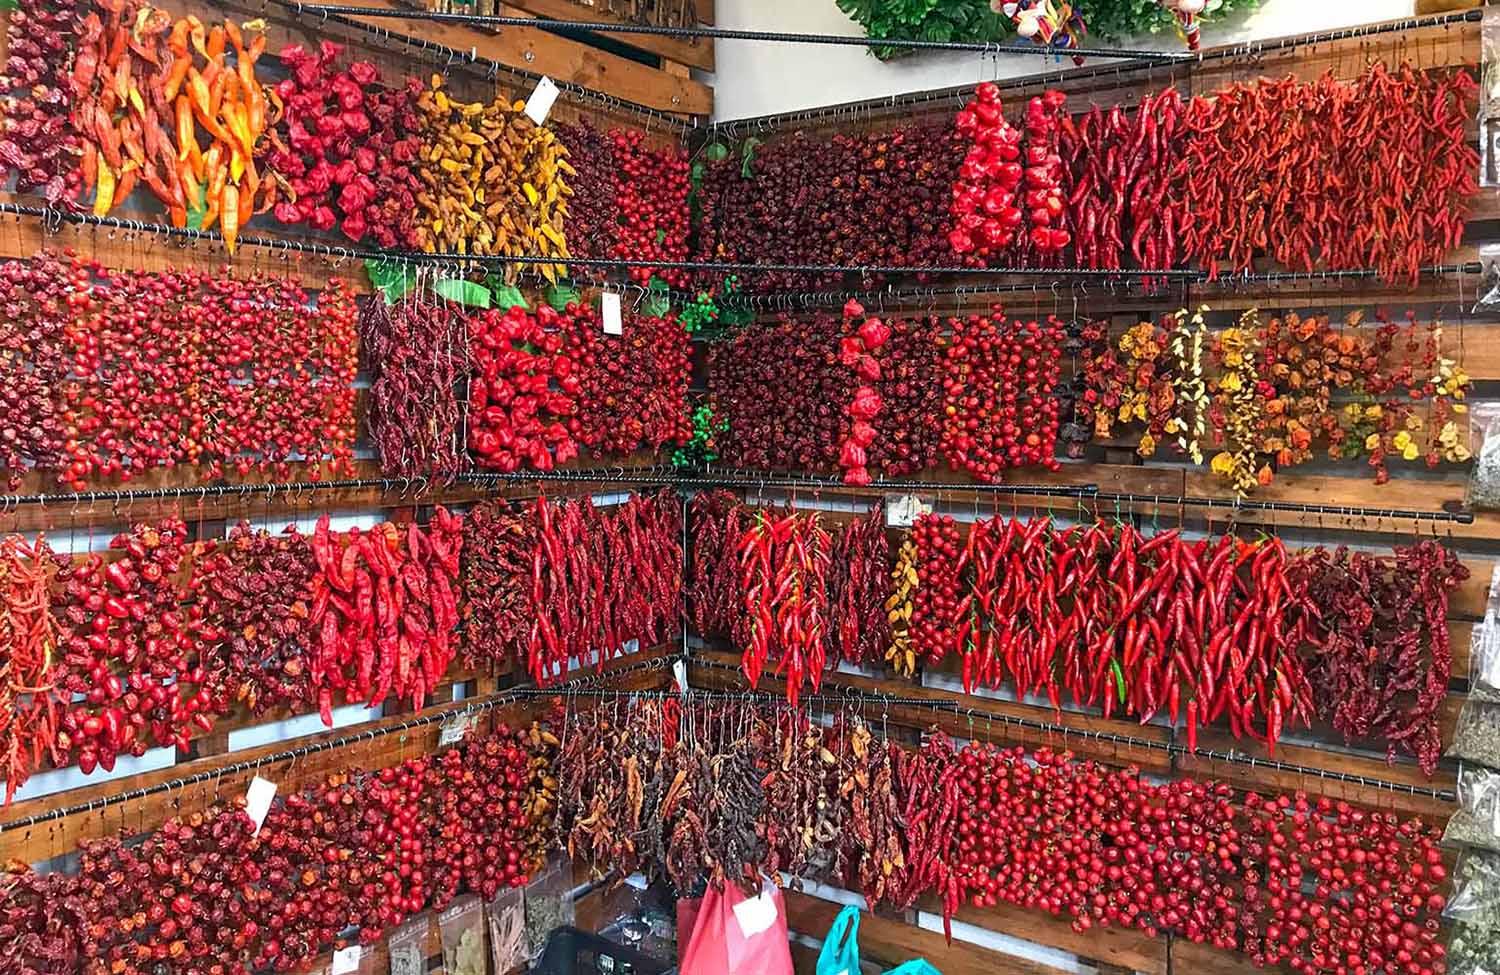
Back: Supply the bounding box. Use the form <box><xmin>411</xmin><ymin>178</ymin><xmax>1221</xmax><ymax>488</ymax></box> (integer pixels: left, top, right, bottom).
<box><xmin>291</xmin><ymin>4</ymin><xmax>1189</xmax><ymax>62</ymax></box>
<box><xmin>0</xmin><ymin>469</ymin><xmax>1100</xmax><ymax>510</ymax></box>
<box><xmin>5</xmin><ymin>204</ymin><xmax>1479</xmax><ymax>288</ymax></box>
<box><xmin>262</xmin><ymin>0</ymin><xmax>697</xmax><ymax>130</ymax></box>
<box><xmin>1092</xmin><ymin>490</ymin><xmax>1475</xmax><ymax>525</ymax></box>
<box><xmin>0</xmin><ymin>654</ymin><xmax>676</xmax><ymax>832</ymax></box>
<box><xmin>708</xmin><ymin>8</ymin><xmax>1484</xmax><ymax>136</ymax></box>
<box><xmin>0</xmin><ymin>470</ymin><xmax>1475</xmax><ymax>524</ymax></box>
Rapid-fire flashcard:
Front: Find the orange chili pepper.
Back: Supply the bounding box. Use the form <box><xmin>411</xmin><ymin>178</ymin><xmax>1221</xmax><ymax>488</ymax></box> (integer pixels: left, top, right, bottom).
<box><xmin>236</xmin><ymin>178</ymin><xmax>253</xmax><ymax>229</ymax></box>
<box><xmin>205</xmin><ymin>25</ymin><xmax>225</xmax><ymax>60</ymax></box>
<box><xmin>164</xmin><ymin>55</ymin><xmax>191</xmax><ymax>103</ymax></box>
<box><xmin>221</xmin><ymin>184</ymin><xmax>239</xmax><ymax>254</ymax></box>
<box><xmin>175</xmin><ymin>96</ymin><xmax>194</xmax><ymax>161</ymax></box>
<box><xmin>80</xmin><ymin>141</ymin><xmax>98</xmax><ymax>192</ymax></box>
<box><xmin>114</xmin><ymin>163</ymin><xmax>138</xmax><ymax>206</ymax></box>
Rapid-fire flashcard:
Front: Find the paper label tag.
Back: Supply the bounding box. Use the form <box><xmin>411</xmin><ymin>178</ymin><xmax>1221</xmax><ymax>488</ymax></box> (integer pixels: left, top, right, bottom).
<box><xmin>438</xmin><ymin>712</ymin><xmax>474</xmax><ymax>747</ymax></box>
<box><xmin>673</xmin><ymin>659</ymin><xmax>688</xmax><ymax>694</ymax></box>
<box><xmin>524</xmin><ymin>76</ymin><xmax>560</xmax><ymax>125</ymax></box>
<box><xmin>330</xmin><ymin>946</ymin><xmax>362</xmax><ymax>974</ymax></box>
<box><xmin>731</xmin><ymin>885</ymin><xmax>780</xmax><ymax>938</ymax></box>
<box><xmin>602</xmin><ymin>292</ymin><xmax>623</xmax><ymax>335</ymax></box>
<box><xmin>245</xmin><ymin>776</ymin><xmax>277</xmax><ymax>835</ymax></box>
<box><xmin>885</xmin><ymin>493</ymin><xmax>932</xmax><ymax>528</ymax></box>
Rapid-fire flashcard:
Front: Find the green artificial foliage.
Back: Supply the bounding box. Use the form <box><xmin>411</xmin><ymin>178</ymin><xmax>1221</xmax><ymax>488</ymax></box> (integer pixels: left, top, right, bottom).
<box><xmin>834</xmin><ymin>0</ymin><xmax>1262</xmax><ymax>54</ymax></box>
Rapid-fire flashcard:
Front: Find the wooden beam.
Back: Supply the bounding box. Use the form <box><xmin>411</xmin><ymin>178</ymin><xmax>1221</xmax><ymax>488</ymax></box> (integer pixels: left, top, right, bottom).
<box><xmin>319</xmin><ymin>0</ymin><xmax>711</xmax><ymax>115</ymax></box>
<box><xmin>506</xmin><ymin>0</ymin><xmax>714</xmax><ymax>70</ymax></box>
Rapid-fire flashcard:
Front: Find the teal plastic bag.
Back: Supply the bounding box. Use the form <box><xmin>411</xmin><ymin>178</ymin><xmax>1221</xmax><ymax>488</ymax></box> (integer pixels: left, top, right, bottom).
<box><xmin>881</xmin><ymin>961</ymin><xmax>943</xmax><ymax>975</ymax></box>
<box><xmin>815</xmin><ymin>904</ymin><xmax>861</xmax><ymax>975</ymax></box>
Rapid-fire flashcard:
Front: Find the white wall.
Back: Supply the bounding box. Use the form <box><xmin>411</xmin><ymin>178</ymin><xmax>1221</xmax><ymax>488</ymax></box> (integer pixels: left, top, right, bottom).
<box><xmin>707</xmin><ymin>0</ymin><xmax>1415</xmax><ymax>120</ymax></box>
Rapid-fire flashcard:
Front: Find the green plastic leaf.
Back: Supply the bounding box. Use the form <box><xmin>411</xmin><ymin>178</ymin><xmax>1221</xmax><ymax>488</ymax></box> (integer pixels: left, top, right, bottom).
<box><xmin>654</xmin><ymin>228</ymin><xmax>667</xmax><ymax>245</ymax></box>
<box><xmin>490</xmin><ymin>284</ymin><xmax>530</xmax><ymax>311</ymax></box>
<box><xmin>740</xmin><ymin>137</ymin><xmax>762</xmax><ymax>179</ymax></box>
<box><xmin>719</xmin><ymin>304</ymin><xmax>755</xmax><ymax>328</ymax></box>
<box><xmin>641</xmin><ymin>276</ymin><xmax>671</xmax><ymax>318</ymax></box>
<box><xmin>433</xmin><ymin>278</ymin><xmax>491</xmax><ymax>308</ymax></box>
<box><xmin>703</xmin><ymin>141</ymin><xmax>730</xmax><ymax>162</ymax></box>
<box><xmin>0</xmin><ymin>0</ymin><xmax>20</xmax><ymax>12</ymax></box>
<box><xmin>543</xmin><ymin>283</ymin><xmax>581</xmax><ymax>310</ymax></box>
<box><xmin>364</xmin><ymin>258</ymin><xmax>416</xmax><ymax>306</ymax></box>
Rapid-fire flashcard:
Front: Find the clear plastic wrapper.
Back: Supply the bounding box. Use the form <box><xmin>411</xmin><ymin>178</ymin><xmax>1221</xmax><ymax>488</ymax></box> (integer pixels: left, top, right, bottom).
<box><xmin>1483</xmin><ymin>7</ymin><xmax>1500</xmax><ymax>188</ymax></box>
<box><xmin>487</xmin><ymin>887</ymin><xmax>527</xmax><ymax>974</ymax></box>
<box><xmin>524</xmin><ymin>861</ymin><xmax>575</xmax><ymax>961</ymax></box>
<box><xmin>1470</xmin><ymin>408</ymin><xmax>1500</xmax><ymax>511</ymax></box>
<box><xmin>1451</xmin><ymin>916</ymin><xmax>1500</xmax><ymax>975</ymax></box>
<box><xmin>1446</xmin><ymin>765</ymin><xmax>1500</xmax><ymax>853</ymax></box>
<box><xmin>388</xmin><ymin>914</ymin><xmax>430</xmax><ymax>975</ymax></box>
<box><xmin>1450</xmin><ymin>701</ymin><xmax>1500</xmax><ymax>768</ymax></box>
<box><xmin>1476</xmin><ymin>244</ymin><xmax>1500</xmax><ymax>314</ymax></box>
<box><xmin>1476</xmin><ymin>571</ymin><xmax>1500</xmax><ymax>703</ymax></box>
<box><xmin>439</xmin><ymin>895</ymin><xmax>486</xmax><ymax>975</ymax></box>
<box><xmin>1445</xmin><ymin>849</ymin><xmax>1500</xmax><ymax>925</ymax></box>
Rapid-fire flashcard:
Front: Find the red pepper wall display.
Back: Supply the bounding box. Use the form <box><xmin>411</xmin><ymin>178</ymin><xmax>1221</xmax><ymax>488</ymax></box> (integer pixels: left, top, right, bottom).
<box><xmin>565</xmin><ymin>303</ymin><xmax>693</xmax><ymax>458</ymax></box>
<box><xmin>0</xmin><ymin>253</ymin><xmax>359</xmax><ymax>490</ymax></box>
<box><xmin>694</xmin><ymin>122</ymin><xmax>964</xmax><ymax>291</ymax></box>
<box><xmin>361</xmin><ymin>293</ymin><xmax>474</xmax><ymax>479</ymax></box>
<box><xmin>1075</xmin><ymin>307</ymin><xmax>1472</xmax><ymax>489</ymax></box>
<box><xmin>54</xmin><ymin>519</ymin><xmax>228</xmax><ymax>776</ymax></box>
<box><xmin>2</xmin><ymin>717</ymin><xmax>554</xmax><ymax>975</ymax></box>
<box><xmin>305</xmin><ymin>508</ymin><xmax>463</xmax><ymax>724</ymax></box>
<box><xmin>525</xmin><ymin>491</ymin><xmax>684</xmax><ymax>684</ymax></box>
<box><xmin>0</xmin><ymin>0</ymin><xmax>84</xmax><ymax>205</ymax></box>
<box><xmin>266</xmin><ymin>42</ymin><xmax>426</xmax><ymax>248</ymax></box>
<box><xmin>610</xmin><ymin>128</ymin><xmax>692</xmax><ymax>288</ymax></box>
<box><xmin>736</xmin><ymin>507</ymin><xmax>833</xmax><ymax>707</ymax></box>
<box><xmin>0</xmin><ymin>534</ymin><xmax>69</xmax><ymax>803</ymax></box>
<box><xmin>0</xmin><ymin>696</ymin><xmax>1454</xmax><ymax>975</ymax></box>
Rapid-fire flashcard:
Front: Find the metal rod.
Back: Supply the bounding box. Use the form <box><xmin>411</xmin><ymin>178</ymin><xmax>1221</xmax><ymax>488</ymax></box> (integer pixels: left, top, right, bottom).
<box><xmin>292</xmin><ymin>5</ymin><xmax>1190</xmax><ymax>61</ymax></box>
<box><xmin>11</xmin><ymin>204</ymin><xmax>1477</xmax><ymax>287</ymax></box>
<box><xmin>710</xmin><ymin>9</ymin><xmax>1483</xmax><ymax>136</ymax></box>
<box><xmin>1092</xmin><ymin>491</ymin><xmax>1475</xmax><ymax>524</ymax></box>
<box><xmin>263</xmin><ymin>0</ymin><xmax>695</xmax><ymax>130</ymax></box>
<box><xmin>0</xmin><ymin>655</ymin><xmax>673</xmax><ymax>832</ymax></box>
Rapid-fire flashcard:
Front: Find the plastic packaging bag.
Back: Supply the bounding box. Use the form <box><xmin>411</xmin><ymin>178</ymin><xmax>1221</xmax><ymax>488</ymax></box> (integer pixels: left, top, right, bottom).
<box><xmin>1475</xmin><ymin>574</ymin><xmax>1500</xmax><ymax>703</ymax></box>
<box><xmin>439</xmin><ymin>895</ymin><xmax>486</xmax><ymax>975</ymax></box>
<box><xmin>487</xmin><ymin>887</ymin><xmax>527</xmax><ymax>974</ymax></box>
<box><xmin>882</xmin><ymin>962</ymin><xmax>944</xmax><ymax>975</ymax></box>
<box><xmin>1446</xmin><ymin>766</ymin><xmax>1500</xmax><ymax>852</ymax></box>
<box><xmin>524</xmin><ymin>861</ymin><xmax>575</xmax><ymax>962</ymax></box>
<box><xmin>1445</xmin><ymin>849</ymin><xmax>1500</xmax><ymax>925</ymax></box>
<box><xmin>814</xmin><ymin>904</ymin><xmax>861</xmax><ymax>975</ymax></box>
<box><xmin>387</xmin><ymin>914</ymin><xmax>430</xmax><ymax>975</ymax></box>
<box><xmin>677</xmin><ymin>879</ymin><xmax>793</xmax><ymax>975</ymax></box>
<box><xmin>1470</xmin><ymin>408</ymin><xmax>1500</xmax><ymax>511</ymax></box>
<box><xmin>1483</xmin><ymin>7</ymin><xmax>1500</xmax><ymax>188</ymax></box>
<box><xmin>1450</xmin><ymin>701</ymin><xmax>1500</xmax><ymax>767</ymax></box>
<box><xmin>1476</xmin><ymin>244</ymin><xmax>1500</xmax><ymax>315</ymax></box>
<box><xmin>1450</xmin><ymin>916</ymin><xmax>1500</xmax><ymax>975</ymax></box>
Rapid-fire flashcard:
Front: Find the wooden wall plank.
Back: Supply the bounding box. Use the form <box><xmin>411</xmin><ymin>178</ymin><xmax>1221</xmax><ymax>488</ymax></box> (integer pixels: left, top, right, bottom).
<box><xmin>506</xmin><ymin>0</ymin><xmax>714</xmax><ymax>70</ymax></box>
<box><xmin>785</xmin><ymin>890</ymin><xmax>1069</xmax><ymax>975</ymax></box>
<box><xmin>323</xmin><ymin>0</ymin><xmax>711</xmax><ymax>114</ymax></box>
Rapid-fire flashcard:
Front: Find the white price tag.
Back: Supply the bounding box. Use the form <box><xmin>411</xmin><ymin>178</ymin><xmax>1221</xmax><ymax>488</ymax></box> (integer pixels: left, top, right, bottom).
<box><xmin>331</xmin><ymin>945</ymin><xmax>362</xmax><ymax>974</ymax></box>
<box><xmin>885</xmin><ymin>493</ymin><xmax>932</xmax><ymax>528</ymax></box>
<box><xmin>245</xmin><ymin>776</ymin><xmax>277</xmax><ymax>835</ymax></box>
<box><xmin>601</xmin><ymin>292</ymin><xmax>623</xmax><ymax>335</ymax></box>
<box><xmin>524</xmin><ymin>76</ymin><xmax>560</xmax><ymax>125</ymax></box>
<box><xmin>731</xmin><ymin>884</ymin><xmax>780</xmax><ymax>938</ymax></box>
<box><xmin>438</xmin><ymin>712</ymin><xmax>474</xmax><ymax>747</ymax></box>
<box><xmin>673</xmin><ymin>659</ymin><xmax>689</xmax><ymax>694</ymax></box>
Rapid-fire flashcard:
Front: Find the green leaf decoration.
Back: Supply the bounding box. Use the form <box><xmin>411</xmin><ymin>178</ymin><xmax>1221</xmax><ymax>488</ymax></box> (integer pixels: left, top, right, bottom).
<box><xmin>703</xmin><ymin>141</ymin><xmax>730</xmax><ymax>162</ymax></box>
<box><xmin>489</xmin><ymin>283</ymin><xmax>530</xmax><ymax>311</ymax></box>
<box><xmin>543</xmin><ymin>283</ymin><xmax>582</xmax><ymax>310</ymax></box>
<box><xmin>433</xmin><ymin>278</ymin><xmax>491</xmax><ymax>308</ymax></box>
<box><xmin>0</xmin><ymin>0</ymin><xmax>20</xmax><ymax>12</ymax></box>
<box><xmin>364</xmin><ymin>258</ymin><xmax>416</xmax><ymax>306</ymax></box>
<box><xmin>641</xmin><ymin>276</ymin><xmax>671</xmax><ymax>318</ymax></box>
<box><xmin>719</xmin><ymin>304</ymin><xmax>756</xmax><ymax>328</ymax></box>
<box><xmin>740</xmin><ymin>136</ymin><xmax>762</xmax><ymax>179</ymax></box>
<box><xmin>654</xmin><ymin>228</ymin><xmax>667</xmax><ymax>245</ymax></box>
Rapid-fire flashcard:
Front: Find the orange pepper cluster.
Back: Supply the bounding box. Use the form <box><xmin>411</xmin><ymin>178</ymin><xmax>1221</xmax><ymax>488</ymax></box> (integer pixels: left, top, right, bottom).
<box><xmin>71</xmin><ymin>1</ymin><xmax>270</xmax><ymax>253</ymax></box>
